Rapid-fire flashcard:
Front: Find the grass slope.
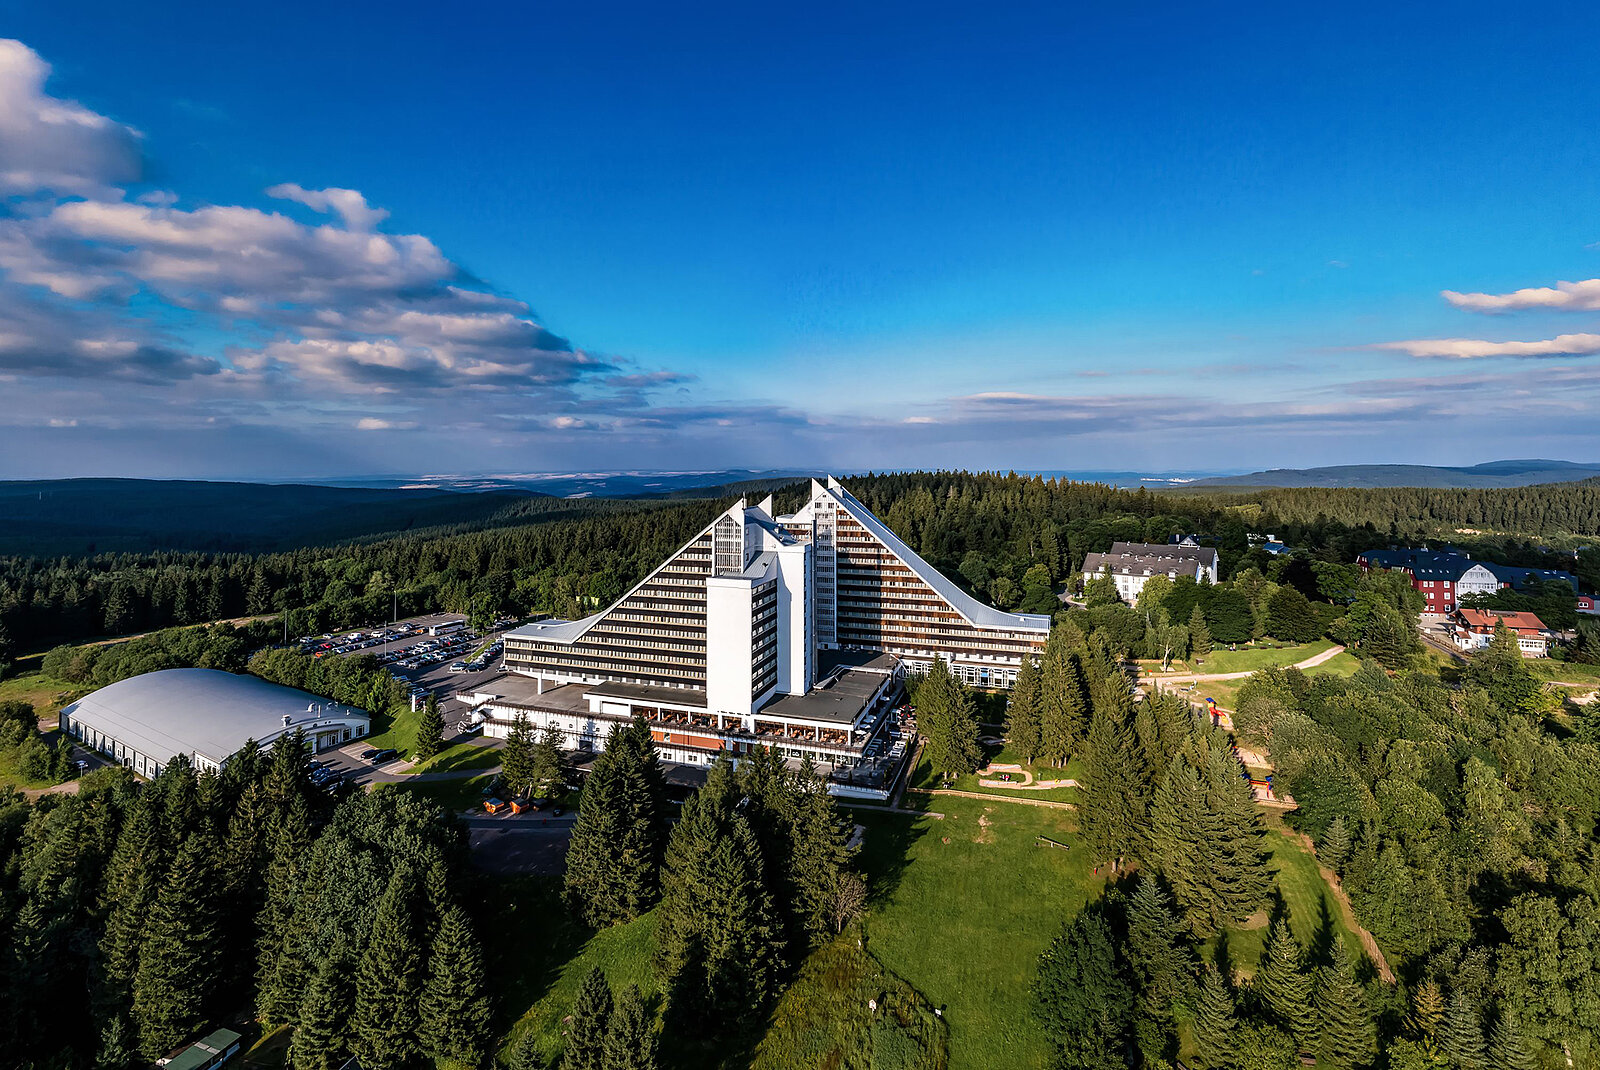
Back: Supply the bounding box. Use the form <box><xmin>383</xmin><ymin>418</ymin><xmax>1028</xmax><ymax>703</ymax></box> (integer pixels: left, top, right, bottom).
<box><xmin>487</xmin><ymin>877</ymin><xmax>661</xmax><ymax>1066</ymax></box>
<box><xmin>853</xmin><ymin>797</ymin><xmax>1100</xmax><ymax>1070</ymax></box>
<box><xmin>753</xmin><ymin>937</ymin><xmax>947</xmax><ymax>1070</ymax></box>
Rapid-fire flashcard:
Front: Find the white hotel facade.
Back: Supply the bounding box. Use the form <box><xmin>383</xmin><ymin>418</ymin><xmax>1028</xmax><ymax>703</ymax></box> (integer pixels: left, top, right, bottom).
<box><xmin>465</xmin><ymin>478</ymin><xmax>1051</xmax><ymax>783</ymax></box>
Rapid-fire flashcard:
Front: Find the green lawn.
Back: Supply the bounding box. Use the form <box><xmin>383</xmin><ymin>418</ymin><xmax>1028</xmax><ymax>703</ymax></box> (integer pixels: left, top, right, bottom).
<box><xmin>911</xmin><ymin>745</ymin><xmax>1084</xmax><ymax>804</ymax></box>
<box><xmin>1533</xmin><ymin>659</ymin><xmax>1600</xmax><ymax>684</ymax></box>
<box><xmin>852</xmin><ymin>796</ymin><xmax>1100</xmax><ymax>1070</ymax></box>
<box><xmin>382</xmin><ymin>772</ymin><xmax>498</xmax><ymax>814</ymax></box>
<box><xmin>0</xmin><ymin>670</ymin><xmax>85</xmax><ymax>727</ymax></box>
<box><xmin>752</xmin><ymin>936</ymin><xmax>946</xmax><ymax>1070</ymax></box>
<box><xmin>1164</xmin><ymin>639</ymin><xmax>1335</xmax><ymax>676</ymax></box>
<box><xmin>362</xmin><ymin>701</ymin><xmax>423</xmax><ymax>755</ymax></box>
<box><xmin>487</xmin><ymin>876</ymin><xmax>661</xmax><ymax>1067</ymax></box>
<box><xmin>407</xmin><ymin>737</ymin><xmax>502</xmax><ymax>776</ymax></box>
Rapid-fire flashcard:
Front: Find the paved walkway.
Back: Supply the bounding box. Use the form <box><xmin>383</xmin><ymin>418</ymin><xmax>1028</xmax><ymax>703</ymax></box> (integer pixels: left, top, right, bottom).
<box><xmin>1147</xmin><ymin>644</ymin><xmax>1346</xmax><ymax>685</ymax></box>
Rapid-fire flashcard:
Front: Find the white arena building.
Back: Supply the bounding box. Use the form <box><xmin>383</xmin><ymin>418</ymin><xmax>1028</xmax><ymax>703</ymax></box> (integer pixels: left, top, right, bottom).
<box><xmin>59</xmin><ymin>668</ymin><xmax>371</xmax><ymax>777</ymax></box>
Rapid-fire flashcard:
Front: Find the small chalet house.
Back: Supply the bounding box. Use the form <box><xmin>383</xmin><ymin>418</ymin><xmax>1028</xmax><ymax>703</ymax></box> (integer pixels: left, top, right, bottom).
<box><xmin>1579</xmin><ymin>594</ymin><xmax>1598</xmax><ymax>615</ymax></box>
<box><xmin>1449</xmin><ymin>608</ymin><xmax>1552</xmax><ymax>657</ymax></box>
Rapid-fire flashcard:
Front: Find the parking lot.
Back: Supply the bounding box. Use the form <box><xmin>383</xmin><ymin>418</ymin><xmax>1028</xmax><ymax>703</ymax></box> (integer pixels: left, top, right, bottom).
<box><xmin>295</xmin><ymin>611</ymin><xmax>520</xmax><ymax>720</ymax></box>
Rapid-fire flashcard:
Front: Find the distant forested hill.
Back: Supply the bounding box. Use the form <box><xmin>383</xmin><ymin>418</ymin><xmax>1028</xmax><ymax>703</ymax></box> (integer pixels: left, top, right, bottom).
<box><xmin>1189</xmin><ymin>458</ymin><xmax>1600</xmax><ymax>489</ymax></box>
<box><xmin>0</xmin><ymin>478</ymin><xmax>545</xmax><ymax>556</ymax></box>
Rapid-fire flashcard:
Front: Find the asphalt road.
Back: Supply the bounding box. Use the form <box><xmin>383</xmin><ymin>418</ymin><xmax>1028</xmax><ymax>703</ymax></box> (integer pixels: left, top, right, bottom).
<box><xmin>460</xmin><ymin>812</ymin><xmax>577</xmax><ymax>875</ymax></box>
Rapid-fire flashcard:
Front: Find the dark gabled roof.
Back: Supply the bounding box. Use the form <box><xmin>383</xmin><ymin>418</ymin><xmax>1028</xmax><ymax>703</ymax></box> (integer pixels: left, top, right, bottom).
<box><xmin>1360</xmin><ymin>548</ymin><xmax>1578</xmax><ymax>591</ymax></box>
<box><xmin>1083</xmin><ymin>542</ymin><xmax>1218</xmax><ymax>578</ymax></box>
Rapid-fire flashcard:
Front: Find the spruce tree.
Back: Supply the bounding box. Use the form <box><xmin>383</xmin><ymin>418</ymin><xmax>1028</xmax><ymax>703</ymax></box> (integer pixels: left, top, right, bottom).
<box><xmin>506</xmin><ymin>1028</ymin><xmax>543</xmax><ymax>1070</ymax></box>
<box><xmin>256</xmin><ymin>796</ymin><xmax>314</xmax><ymax>1026</ymax></box>
<box><xmin>1039</xmin><ymin>628</ymin><xmax>1090</xmax><ymax>766</ymax></box>
<box><xmin>1007</xmin><ymin>656</ymin><xmax>1044</xmax><ymax>764</ymax></box>
<box><xmin>531</xmin><ymin>725</ymin><xmax>568</xmax><ymax>798</ymax></box>
<box><xmin>658</xmin><ymin>763</ymin><xmax>785</xmax><ymax>1027</ymax></box>
<box><xmin>604</xmin><ymin>984</ymin><xmax>659</xmax><ymax>1070</ymax></box>
<box><xmin>1407</xmin><ymin>979</ymin><xmax>1446</xmax><ymax>1039</ymax></box>
<box><xmin>132</xmin><ymin>830</ymin><xmax>224</xmax><ymax>1058</ymax></box>
<box><xmin>1189</xmin><ymin>606</ymin><xmax>1213</xmax><ymax>664</ymax></box>
<box><xmin>419</xmin><ymin>905</ymin><xmax>492</xmax><ymax>1066</ymax></box>
<box><xmin>95</xmin><ymin>1014</ymin><xmax>137</xmax><ymax>1070</ymax></box>
<box><xmin>1319</xmin><ymin>815</ymin><xmax>1353</xmax><ymax>876</ymax></box>
<box><xmin>1080</xmin><ymin>698</ymin><xmax>1142</xmax><ymax>872</ymax></box>
<box><xmin>562</xmin><ymin>967</ymin><xmax>613</xmax><ymax>1070</ymax></box>
<box><xmin>97</xmin><ymin>794</ymin><xmax>161</xmax><ymax>1009</ymax></box>
<box><xmin>500</xmin><ymin>712</ymin><xmax>538</xmax><ymax>797</ymax></box>
<box><xmin>1124</xmin><ymin>874</ymin><xmax>1196</xmax><ymax>1019</ymax></box>
<box><xmin>1252</xmin><ymin>916</ymin><xmax>1316</xmax><ymax>1045</ymax></box>
<box><xmin>1488</xmin><ymin>1012</ymin><xmax>1537</xmax><ymax>1070</ymax></box>
<box><xmin>1314</xmin><ymin>940</ymin><xmax>1376</xmax><ymax>1069</ymax></box>
<box><xmin>1438</xmin><ymin>989</ymin><xmax>1487</xmax><ymax>1069</ymax></box>
<box><xmin>290</xmin><ymin>951</ymin><xmax>351</xmax><ymax>1070</ymax></box>
<box><xmin>352</xmin><ymin>869</ymin><xmax>424</xmax><ymax>1067</ymax></box>
<box><xmin>414</xmin><ymin>694</ymin><xmax>444</xmax><ymax>762</ymax></box>
<box><xmin>917</xmin><ymin>657</ymin><xmax>983</xmax><ymax>778</ymax></box>
<box><xmin>564</xmin><ymin>716</ymin><xmax>667</xmax><ymax>925</ymax></box>
<box><xmin>1032</xmin><ymin>906</ymin><xmax>1134</xmax><ymax>1070</ymax></box>
<box><xmin>1193</xmin><ymin>964</ymin><xmax>1239</xmax><ymax>1070</ymax></box>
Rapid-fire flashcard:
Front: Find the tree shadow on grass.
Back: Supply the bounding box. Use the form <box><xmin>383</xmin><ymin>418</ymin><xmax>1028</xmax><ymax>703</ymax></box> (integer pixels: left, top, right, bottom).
<box><xmin>477</xmin><ymin>874</ymin><xmax>593</xmax><ymax>1036</ymax></box>
<box><xmin>846</xmin><ymin>804</ymin><xmax>932</xmax><ymax>908</ymax></box>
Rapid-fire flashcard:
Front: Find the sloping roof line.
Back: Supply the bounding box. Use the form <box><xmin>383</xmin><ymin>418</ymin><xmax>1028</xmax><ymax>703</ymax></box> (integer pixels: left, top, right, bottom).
<box><xmin>1455</xmin><ymin>608</ymin><xmax>1548</xmax><ymax>632</ymax></box>
<box><xmin>505</xmin><ymin>500</ymin><xmax>745</xmax><ymax>646</ymax></box>
<box><xmin>824</xmin><ymin>482</ymin><xmax>1051</xmax><ymax>634</ymax></box>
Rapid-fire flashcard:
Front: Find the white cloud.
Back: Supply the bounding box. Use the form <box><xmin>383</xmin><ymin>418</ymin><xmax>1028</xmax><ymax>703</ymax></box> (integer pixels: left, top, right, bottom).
<box><xmin>0</xmin><ymin>39</ymin><xmax>141</xmax><ymax>196</ymax></box>
<box><xmin>355</xmin><ymin>417</ymin><xmax>417</xmax><ymax>430</ymax></box>
<box><xmin>1370</xmin><ymin>333</ymin><xmax>1600</xmax><ymax>359</ymax></box>
<box><xmin>1443</xmin><ymin>278</ymin><xmax>1600</xmax><ymax>312</ymax></box>
<box><xmin>267</xmin><ymin>183</ymin><xmax>391</xmax><ymax>231</ymax></box>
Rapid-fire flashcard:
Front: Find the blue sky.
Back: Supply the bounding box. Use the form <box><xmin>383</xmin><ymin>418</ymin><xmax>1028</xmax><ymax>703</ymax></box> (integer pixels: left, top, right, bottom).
<box><xmin>4</xmin><ymin>1</ymin><xmax>1600</xmax><ymax>478</ymax></box>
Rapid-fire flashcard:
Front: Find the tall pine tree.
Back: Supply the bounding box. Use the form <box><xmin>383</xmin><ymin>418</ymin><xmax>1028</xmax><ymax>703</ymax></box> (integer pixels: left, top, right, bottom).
<box><xmin>290</xmin><ymin>950</ymin><xmax>351</xmax><ymax>1070</ymax></box>
<box><xmin>414</xmin><ymin>694</ymin><xmax>444</xmax><ymax>762</ymax></box>
<box><xmin>1438</xmin><ymin>989</ymin><xmax>1487</xmax><ymax>1069</ymax></box>
<box><xmin>132</xmin><ymin>830</ymin><xmax>223</xmax><ymax>1058</ymax></box>
<box><xmin>604</xmin><ymin>984</ymin><xmax>659</xmax><ymax>1070</ymax></box>
<box><xmin>352</xmin><ymin>869</ymin><xmax>424</xmax><ymax>1068</ymax></box>
<box><xmin>1007</xmin><ymin>655</ymin><xmax>1044</xmax><ymax>764</ymax></box>
<box><xmin>418</xmin><ymin>905</ymin><xmax>492</xmax><ymax>1066</ymax></box>
<box><xmin>1193</xmin><ymin>964</ymin><xmax>1239</xmax><ymax>1070</ymax></box>
<box><xmin>1314</xmin><ymin>940</ymin><xmax>1376</xmax><ymax>1069</ymax></box>
<box><xmin>564</xmin><ymin>716</ymin><xmax>667</xmax><ymax>925</ymax></box>
<box><xmin>561</xmin><ymin>967</ymin><xmax>613</xmax><ymax>1070</ymax></box>
<box><xmin>1252</xmin><ymin>916</ymin><xmax>1316</xmax><ymax>1046</ymax></box>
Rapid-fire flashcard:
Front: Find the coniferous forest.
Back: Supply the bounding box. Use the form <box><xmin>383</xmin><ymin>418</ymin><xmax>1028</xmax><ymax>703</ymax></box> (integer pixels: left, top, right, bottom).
<box><xmin>4</xmin><ymin>471</ymin><xmax>1598</xmax><ymax>664</ymax></box>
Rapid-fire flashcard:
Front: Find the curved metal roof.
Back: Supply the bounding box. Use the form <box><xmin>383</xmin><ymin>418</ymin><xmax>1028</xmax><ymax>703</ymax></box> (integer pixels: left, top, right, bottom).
<box><xmin>60</xmin><ymin>668</ymin><xmax>369</xmax><ymax>766</ymax></box>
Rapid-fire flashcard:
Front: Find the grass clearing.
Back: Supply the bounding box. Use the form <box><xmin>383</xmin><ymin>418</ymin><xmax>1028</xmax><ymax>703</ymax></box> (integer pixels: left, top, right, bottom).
<box><xmin>855</xmin><ymin>796</ymin><xmax>1099</xmax><ymax>1070</ymax></box>
<box><xmin>407</xmin><ymin>737</ymin><xmax>502</xmax><ymax>776</ymax></box>
<box><xmin>753</xmin><ymin>936</ymin><xmax>947</xmax><ymax>1070</ymax></box>
<box><xmin>1533</xmin><ymin>659</ymin><xmax>1600</xmax><ymax>684</ymax></box>
<box><xmin>362</xmin><ymin>700</ymin><xmax>422</xmax><ymax>755</ymax></box>
<box><xmin>382</xmin><ymin>772</ymin><xmax>497</xmax><ymax>814</ymax></box>
<box><xmin>0</xmin><ymin>670</ymin><xmax>85</xmax><ymax>726</ymax></box>
<box><xmin>485</xmin><ymin>876</ymin><xmax>661</xmax><ymax>1067</ymax></box>
<box><xmin>1153</xmin><ymin>640</ymin><xmax>1335</xmax><ymax>677</ymax></box>
<box><xmin>911</xmin><ymin>745</ymin><xmax>1084</xmax><ymax>804</ymax></box>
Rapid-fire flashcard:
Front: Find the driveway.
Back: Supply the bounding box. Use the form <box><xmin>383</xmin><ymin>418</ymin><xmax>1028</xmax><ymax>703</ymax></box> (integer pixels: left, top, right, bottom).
<box><xmin>461</xmin><ymin>811</ymin><xmax>576</xmax><ymax>875</ymax></box>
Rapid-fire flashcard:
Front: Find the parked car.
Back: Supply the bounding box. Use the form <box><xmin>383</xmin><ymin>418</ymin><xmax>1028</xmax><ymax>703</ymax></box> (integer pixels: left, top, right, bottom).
<box><xmin>369</xmin><ymin>749</ymin><xmax>398</xmax><ymax>764</ymax></box>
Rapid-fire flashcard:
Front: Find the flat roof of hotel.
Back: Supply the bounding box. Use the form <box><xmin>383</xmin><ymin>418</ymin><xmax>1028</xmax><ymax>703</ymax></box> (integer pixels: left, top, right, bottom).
<box><xmin>760</xmin><ymin>667</ymin><xmax>887</xmax><ymax>725</ymax></box>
